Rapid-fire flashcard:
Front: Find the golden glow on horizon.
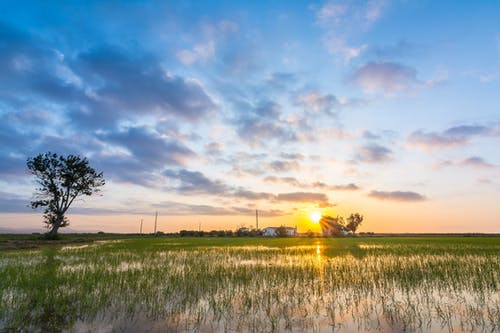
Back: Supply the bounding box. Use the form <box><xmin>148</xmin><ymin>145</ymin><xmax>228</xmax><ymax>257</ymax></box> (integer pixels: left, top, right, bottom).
<box><xmin>310</xmin><ymin>211</ymin><xmax>322</xmax><ymax>224</ymax></box>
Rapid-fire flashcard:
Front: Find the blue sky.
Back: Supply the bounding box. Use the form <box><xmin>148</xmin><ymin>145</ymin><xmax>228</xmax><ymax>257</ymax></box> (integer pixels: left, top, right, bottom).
<box><xmin>1</xmin><ymin>0</ymin><xmax>499</xmax><ymax>233</ymax></box>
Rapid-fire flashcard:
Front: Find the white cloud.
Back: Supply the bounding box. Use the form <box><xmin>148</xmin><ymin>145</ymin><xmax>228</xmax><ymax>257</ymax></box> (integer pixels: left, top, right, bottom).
<box><xmin>315</xmin><ymin>0</ymin><xmax>389</xmax><ymax>63</ymax></box>
<box><xmin>176</xmin><ymin>19</ymin><xmax>238</xmax><ymax>66</ymax></box>
<box><xmin>351</xmin><ymin>61</ymin><xmax>418</xmax><ymax>93</ymax></box>
<box><xmin>295</xmin><ymin>91</ymin><xmax>339</xmax><ymax>113</ymax></box>
<box><xmin>316</xmin><ymin>0</ymin><xmax>388</xmax><ymax>27</ymax></box>
<box><xmin>317</xmin><ymin>2</ymin><xmax>348</xmax><ymax>25</ymax></box>
<box><xmin>323</xmin><ymin>35</ymin><xmax>367</xmax><ymax>64</ymax></box>
<box><xmin>177</xmin><ymin>40</ymin><xmax>215</xmax><ymax>65</ymax></box>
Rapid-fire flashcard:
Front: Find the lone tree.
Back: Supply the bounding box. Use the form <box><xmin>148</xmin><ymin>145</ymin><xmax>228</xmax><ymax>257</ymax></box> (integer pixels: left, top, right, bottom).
<box><xmin>346</xmin><ymin>213</ymin><xmax>364</xmax><ymax>234</ymax></box>
<box><xmin>320</xmin><ymin>215</ymin><xmax>347</xmax><ymax>237</ymax></box>
<box><xmin>27</xmin><ymin>152</ymin><xmax>105</xmax><ymax>235</ymax></box>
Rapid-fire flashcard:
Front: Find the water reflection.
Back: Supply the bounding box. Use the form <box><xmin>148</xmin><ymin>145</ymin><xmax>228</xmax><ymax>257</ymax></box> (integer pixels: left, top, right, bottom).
<box><xmin>1</xmin><ymin>239</ymin><xmax>498</xmax><ymax>333</ymax></box>
<box><xmin>3</xmin><ymin>248</ymin><xmax>76</xmax><ymax>332</ymax></box>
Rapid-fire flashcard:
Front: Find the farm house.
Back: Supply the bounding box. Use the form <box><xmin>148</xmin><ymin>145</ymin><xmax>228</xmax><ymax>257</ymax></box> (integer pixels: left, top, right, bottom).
<box><xmin>262</xmin><ymin>226</ymin><xmax>297</xmax><ymax>237</ymax></box>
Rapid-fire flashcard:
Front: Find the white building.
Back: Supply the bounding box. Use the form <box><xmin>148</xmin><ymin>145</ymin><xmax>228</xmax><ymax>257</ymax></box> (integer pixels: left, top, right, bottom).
<box><xmin>262</xmin><ymin>226</ymin><xmax>297</xmax><ymax>237</ymax></box>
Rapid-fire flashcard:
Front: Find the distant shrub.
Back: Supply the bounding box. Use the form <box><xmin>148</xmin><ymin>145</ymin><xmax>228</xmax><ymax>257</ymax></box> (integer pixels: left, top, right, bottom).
<box><xmin>41</xmin><ymin>233</ymin><xmax>62</xmax><ymax>241</ymax></box>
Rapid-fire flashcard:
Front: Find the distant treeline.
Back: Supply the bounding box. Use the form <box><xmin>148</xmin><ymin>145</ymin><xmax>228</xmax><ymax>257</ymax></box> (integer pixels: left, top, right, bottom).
<box><xmin>178</xmin><ymin>229</ymin><xmax>261</xmax><ymax>237</ymax></box>
<box><xmin>2</xmin><ymin>232</ymin><xmax>499</xmax><ymax>242</ymax></box>
<box><xmin>129</xmin><ymin>231</ymin><xmax>500</xmax><ymax>238</ymax></box>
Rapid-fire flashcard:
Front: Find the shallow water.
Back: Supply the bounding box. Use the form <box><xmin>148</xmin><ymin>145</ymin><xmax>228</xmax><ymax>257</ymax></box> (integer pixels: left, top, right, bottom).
<box><xmin>0</xmin><ymin>237</ymin><xmax>498</xmax><ymax>332</ymax></box>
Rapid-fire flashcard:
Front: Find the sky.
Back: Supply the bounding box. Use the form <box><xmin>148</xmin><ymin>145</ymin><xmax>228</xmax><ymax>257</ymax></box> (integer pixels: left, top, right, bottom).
<box><xmin>0</xmin><ymin>0</ymin><xmax>499</xmax><ymax>233</ymax></box>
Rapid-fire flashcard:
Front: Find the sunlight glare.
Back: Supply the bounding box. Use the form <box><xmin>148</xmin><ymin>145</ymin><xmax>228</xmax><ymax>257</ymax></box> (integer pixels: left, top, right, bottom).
<box><xmin>310</xmin><ymin>211</ymin><xmax>322</xmax><ymax>224</ymax></box>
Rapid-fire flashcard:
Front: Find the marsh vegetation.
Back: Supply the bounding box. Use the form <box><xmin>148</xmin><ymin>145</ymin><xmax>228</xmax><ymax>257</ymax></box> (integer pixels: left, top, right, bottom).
<box><xmin>0</xmin><ymin>237</ymin><xmax>498</xmax><ymax>332</ymax></box>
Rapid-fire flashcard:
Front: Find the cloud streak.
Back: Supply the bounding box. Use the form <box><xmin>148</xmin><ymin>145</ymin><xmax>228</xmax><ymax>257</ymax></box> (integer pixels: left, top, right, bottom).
<box><xmin>264</xmin><ymin>176</ymin><xmax>359</xmax><ymax>191</ymax></box>
<box><xmin>355</xmin><ymin>144</ymin><xmax>392</xmax><ymax>163</ymax></box>
<box><xmin>438</xmin><ymin>156</ymin><xmax>495</xmax><ymax>169</ymax></box>
<box><xmin>276</xmin><ymin>192</ymin><xmax>331</xmax><ymax>207</ymax></box>
<box><xmin>152</xmin><ymin>201</ymin><xmax>285</xmax><ymax>217</ymax></box>
<box><xmin>368</xmin><ymin>190</ymin><xmax>426</xmax><ymax>202</ymax></box>
<box><xmin>408</xmin><ymin>124</ymin><xmax>492</xmax><ymax>149</ymax></box>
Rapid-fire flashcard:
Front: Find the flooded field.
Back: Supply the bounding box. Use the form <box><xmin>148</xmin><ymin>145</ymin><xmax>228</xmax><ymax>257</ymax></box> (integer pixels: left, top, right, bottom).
<box><xmin>0</xmin><ymin>237</ymin><xmax>498</xmax><ymax>332</ymax></box>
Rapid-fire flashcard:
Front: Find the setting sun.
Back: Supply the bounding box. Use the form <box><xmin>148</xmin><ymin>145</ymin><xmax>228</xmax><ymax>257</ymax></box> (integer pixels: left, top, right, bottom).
<box><xmin>310</xmin><ymin>211</ymin><xmax>322</xmax><ymax>224</ymax></box>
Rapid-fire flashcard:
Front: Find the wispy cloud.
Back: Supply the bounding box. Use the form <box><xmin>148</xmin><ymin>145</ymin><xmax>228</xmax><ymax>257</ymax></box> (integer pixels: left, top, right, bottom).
<box><xmin>264</xmin><ymin>176</ymin><xmax>359</xmax><ymax>191</ymax></box>
<box><xmin>461</xmin><ymin>157</ymin><xmax>495</xmax><ymax>168</ymax></box>
<box><xmin>232</xmin><ymin>188</ymin><xmax>274</xmax><ymax>200</ymax></box>
<box><xmin>100</xmin><ymin>127</ymin><xmax>194</xmax><ymax>168</ymax></box>
<box><xmin>355</xmin><ymin>144</ymin><xmax>392</xmax><ymax>163</ymax></box>
<box><xmin>268</xmin><ymin>160</ymin><xmax>301</xmax><ymax>173</ymax></box>
<box><xmin>280</xmin><ymin>152</ymin><xmax>305</xmax><ymax>160</ymax></box>
<box><xmin>350</xmin><ymin>61</ymin><xmax>448</xmax><ymax>94</ymax></box>
<box><xmin>276</xmin><ymin>192</ymin><xmax>331</xmax><ymax>207</ymax></box>
<box><xmin>408</xmin><ymin>125</ymin><xmax>491</xmax><ymax>150</ymax></box>
<box><xmin>177</xmin><ymin>40</ymin><xmax>215</xmax><ymax>65</ymax></box>
<box><xmin>163</xmin><ymin>169</ymin><xmax>228</xmax><ymax>194</ymax></box>
<box><xmin>316</xmin><ymin>0</ymin><xmax>388</xmax><ymax>28</ymax></box>
<box><xmin>176</xmin><ymin>20</ymin><xmax>238</xmax><ymax>66</ymax></box>
<box><xmin>324</xmin><ymin>183</ymin><xmax>360</xmax><ymax>191</ymax></box>
<box><xmin>315</xmin><ymin>0</ymin><xmax>389</xmax><ymax>63</ymax></box>
<box><xmin>294</xmin><ymin>91</ymin><xmax>340</xmax><ymax>115</ymax></box>
<box><xmin>323</xmin><ymin>35</ymin><xmax>367</xmax><ymax>64</ymax></box>
<box><xmin>437</xmin><ymin>156</ymin><xmax>495</xmax><ymax>169</ymax></box>
<box><xmin>205</xmin><ymin>142</ymin><xmax>224</xmax><ymax>155</ymax></box>
<box><xmin>368</xmin><ymin>190</ymin><xmax>426</xmax><ymax>202</ymax></box>
<box><xmin>264</xmin><ymin>176</ymin><xmax>301</xmax><ymax>187</ymax></box>
<box><xmin>73</xmin><ymin>46</ymin><xmax>217</xmax><ymax>126</ymax></box>
<box><xmin>232</xmin><ymin>99</ymin><xmax>297</xmax><ymax>145</ymax></box>
<box><xmin>408</xmin><ymin>130</ymin><xmax>467</xmax><ymax>149</ymax></box>
<box><xmin>153</xmin><ymin>201</ymin><xmax>285</xmax><ymax>217</ymax></box>
<box><xmin>0</xmin><ymin>191</ymin><xmax>31</xmax><ymax>213</ymax></box>
<box><xmin>265</xmin><ymin>72</ymin><xmax>297</xmax><ymax>91</ymax></box>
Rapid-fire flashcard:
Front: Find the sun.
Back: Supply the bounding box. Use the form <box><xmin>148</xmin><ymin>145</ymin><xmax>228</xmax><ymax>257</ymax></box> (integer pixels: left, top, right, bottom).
<box><xmin>310</xmin><ymin>211</ymin><xmax>322</xmax><ymax>224</ymax></box>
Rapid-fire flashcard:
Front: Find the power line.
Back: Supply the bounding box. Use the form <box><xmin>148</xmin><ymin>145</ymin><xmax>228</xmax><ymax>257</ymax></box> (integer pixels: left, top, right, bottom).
<box><xmin>256</xmin><ymin>209</ymin><xmax>259</xmax><ymax>230</ymax></box>
<box><xmin>154</xmin><ymin>211</ymin><xmax>158</xmax><ymax>235</ymax></box>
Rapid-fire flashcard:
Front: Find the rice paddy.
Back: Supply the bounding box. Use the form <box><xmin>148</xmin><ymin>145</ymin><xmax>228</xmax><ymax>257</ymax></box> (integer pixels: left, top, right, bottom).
<box><xmin>0</xmin><ymin>236</ymin><xmax>498</xmax><ymax>332</ymax></box>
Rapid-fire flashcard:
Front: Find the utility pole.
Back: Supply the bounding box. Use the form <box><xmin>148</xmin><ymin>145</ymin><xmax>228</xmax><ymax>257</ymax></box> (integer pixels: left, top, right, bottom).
<box><xmin>154</xmin><ymin>211</ymin><xmax>158</xmax><ymax>235</ymax></box>
<box><xmin>255</xmin><ymin>209</ymin><xmax>259</xmax><ymax>230</ymax></box>
<box><xmin>198</xmin><ymin>221</ymin><xmax>201</xmax><ymax>232</ymax></box>
<box><xmin>140</xmin><ymin>219</ymin><xmax>143</xmax><ymax>235</ymax></box>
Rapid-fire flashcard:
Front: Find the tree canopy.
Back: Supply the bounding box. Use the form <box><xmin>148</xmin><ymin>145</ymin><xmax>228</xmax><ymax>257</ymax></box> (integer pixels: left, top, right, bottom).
<box><xmin>320</xmin><ymin>213</ymin><xmax>364</xmax><ymax>237</ymax></box>
<box><xmin>346</xmin><ymin>213</ymin><xmax>364</xmax><ymax>234</ymax></box>
<box><xmin>27</xmin><ymin>152</ymin><xmax>105</xmax><ymax>235</ymax></box>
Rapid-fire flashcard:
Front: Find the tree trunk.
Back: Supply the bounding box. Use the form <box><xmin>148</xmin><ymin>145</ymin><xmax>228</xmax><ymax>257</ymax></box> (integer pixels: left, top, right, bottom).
<box><xmin>48</xmin><ymin>214</ymin><xmax>64</xmax><ymax>235</ymax></box>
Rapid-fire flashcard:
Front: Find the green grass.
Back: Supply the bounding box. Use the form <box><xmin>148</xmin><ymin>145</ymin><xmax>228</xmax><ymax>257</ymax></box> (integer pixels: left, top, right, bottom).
<box><xmin>1</xmin><ymin>237</ymin><xmax>499</xmax><ymax>332</ymax></box>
